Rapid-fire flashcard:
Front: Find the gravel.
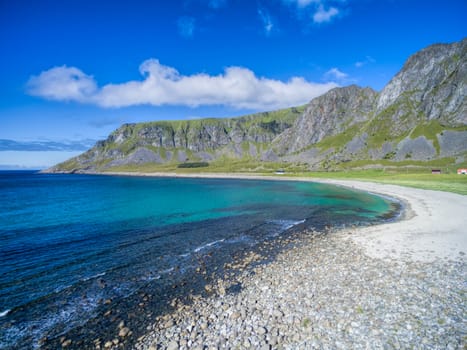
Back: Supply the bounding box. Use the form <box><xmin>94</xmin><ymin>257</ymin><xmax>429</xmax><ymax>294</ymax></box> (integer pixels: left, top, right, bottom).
<box><xmin>135</xmin><ymin>229</ymin><xmax>466</xmax><ymax>349</ymax></box>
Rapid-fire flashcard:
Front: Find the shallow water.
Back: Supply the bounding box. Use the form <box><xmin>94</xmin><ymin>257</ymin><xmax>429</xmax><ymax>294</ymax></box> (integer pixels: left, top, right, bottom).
<box><xmin>0</xmin><ymin>171</ymin><xmax>396</xmax><ymax>349</ymax></box>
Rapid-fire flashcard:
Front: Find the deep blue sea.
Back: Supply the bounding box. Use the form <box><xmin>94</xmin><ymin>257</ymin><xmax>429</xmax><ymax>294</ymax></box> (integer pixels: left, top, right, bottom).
<box><xmin>0</xmin><ymin>171</ymin><xmax>397</xmax><ymax>349</ymax></box>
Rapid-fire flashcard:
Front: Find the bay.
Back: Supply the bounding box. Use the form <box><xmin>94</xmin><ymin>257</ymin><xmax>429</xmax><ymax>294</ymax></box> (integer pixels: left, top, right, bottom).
<box><xmin>0</xmin><ymin>171</ymin><xmax>397</xmax><ymax>349</ymax></box>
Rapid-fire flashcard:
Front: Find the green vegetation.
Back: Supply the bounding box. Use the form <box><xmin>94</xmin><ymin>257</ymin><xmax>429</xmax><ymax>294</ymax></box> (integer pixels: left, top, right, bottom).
<box><xmin>409</xmin><ymin>120</ymin><xmax>467</xmax><ymax>155</ymax></box>
<box><xmin>102</xmin><ymin>155</ymin><xmax>467</xmax><ymax>195</ymax></box>
<box><xmin>239</xmin><ymin>105</ymin><xmax>305</xmax><ymax>128</ymax></box>
<box><xmin>303</xmin><ymin>169</ymin><xmax>467</xmax><ymax>195</ymax></box>
<box><xmin>104</xmin><ymin>158</ymin><xmax>308</xmax><ymax>175</ymax></box>
<box><xmin>364</xmin><ymin>104</ymin><xmax>411</xmax><ymax>149</ymax></box>
<box><xmin>54</xmin><ymin>158</ymin><xmax>80</xmax><ymax>171</ymax></box>
<box><xmin>314</xmin><ymin>123</ymin><xmax>363</xmax><ymax>151</ymax></box>
<box><xmin>177</xmin><ymin>162</ymin><xmax>209</xmax><ymax>168</ymax></box>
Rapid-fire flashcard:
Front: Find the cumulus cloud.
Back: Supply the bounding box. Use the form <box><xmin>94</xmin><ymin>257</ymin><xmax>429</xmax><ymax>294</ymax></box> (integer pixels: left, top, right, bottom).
<box><xmin>313</xmin><ymin>4</ymin><xmax>339</xmax><ymax>23</ymax></box>
<box><xmin>27</xmin><ymin>60</ymin><xmax>338</xmax><ymax>110</ymax></box>
<box><xmin>27</xmin><ymin>66</ymin><xmax>97</xmax><ymax>102</ymax></box>
<box><xmin>177</xmin><ymin>16</ymin><xmax>196</xmax><ymax>38</ymax></box>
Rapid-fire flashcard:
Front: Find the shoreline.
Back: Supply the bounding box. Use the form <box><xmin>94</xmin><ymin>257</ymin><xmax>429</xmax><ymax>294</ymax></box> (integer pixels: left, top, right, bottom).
<box><xmin>124</xmin><ymin>172</ymin><xmax>467</xmax><ymax>349</ymax></box>
<box><xmin>100</xmin><ymin>171</ymin><xmax>466</xmax><ymax>263</ymax></box>
<box><xmin>41</xmin><ymin>171</ymin><xmax>466</xmax><ymax>349</ymax></box>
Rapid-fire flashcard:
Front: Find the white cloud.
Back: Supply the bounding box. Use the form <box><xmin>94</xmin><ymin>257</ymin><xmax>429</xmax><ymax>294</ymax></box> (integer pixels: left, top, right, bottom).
<box><xmin>26</xmin><ymin>66</ymin><xmax>97</xmax><ymax>102</ymax></box>
<box><xmin>324</xmin><ymin>68</ymin><xmax>348</xmax><ymax>82</ymax></box>
<box><xmin>313</xmin><ymin>4</ymin><xmax>339</xmax><ymax>23</ymax></box>
<box><xmin>258</xmin><ymin>8</ymin><xmax>274</xmax><ymax>35</ymax></box>
<box><xmin>177</xmin><ymin>16</ymin><xmax>196</xmax><ymax>38</ymax></box>
<box><xmin>281</xmin><ymin>1</ymin><xmax>343</xmax><ymax>25</ymax></box>
<box><xmin>27</xmin><ymin>60</ymin><xmax>338</xmax><ymax>110</ymax></box>
<box><xmin>282</xmin><ymin>0</ymin><xmax>319</xmax><ymax>8</ymax></box>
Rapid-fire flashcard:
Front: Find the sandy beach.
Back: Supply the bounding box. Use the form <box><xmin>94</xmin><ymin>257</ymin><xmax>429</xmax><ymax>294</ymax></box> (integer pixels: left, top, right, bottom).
<box><xmin>310</xmin><ymin>178</ymin><xmax>467</xmax><ymax>263</ymax></box>
<box><xmin>107</xmin><ymin>172</ymin><xmax>467</xmax><ymax>263</ymax></box>
<box><xmin>115</xmin><ymin>173</ymin><xmax>467</xmax><ymax>350</ymax></box>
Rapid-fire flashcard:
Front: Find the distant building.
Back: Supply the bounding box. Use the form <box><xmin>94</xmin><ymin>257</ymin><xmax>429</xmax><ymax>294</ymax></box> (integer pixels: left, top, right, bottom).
<box><xmin>431</xmin><ymin>169</ymin><xmax>442</xmax><ymax>174</ymax></box>
<box><xmin>275</xmin><ymin>169</ymin><xmax>285</xmax><ymax>175</ymax></box>
<box><xmin>457</xmin><ymin>168</ymin><xmax>467</xmax><ymax>175</ymax></box>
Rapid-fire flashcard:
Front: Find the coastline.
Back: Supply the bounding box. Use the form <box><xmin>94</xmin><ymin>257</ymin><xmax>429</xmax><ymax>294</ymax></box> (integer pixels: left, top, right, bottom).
<box><xmin>123</xmin><ymin>172</ymin><xmax>467</xmax><ymax>349</ymax></box>
<box><xmin>101</xmin><ymin>170</ymin><xmax>467</xmax><ymax>262</ymax></box>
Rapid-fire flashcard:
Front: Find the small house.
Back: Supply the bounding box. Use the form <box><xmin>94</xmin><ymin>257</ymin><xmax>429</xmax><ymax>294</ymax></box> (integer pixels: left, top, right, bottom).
<box><xmin>431</xmin><ymin>169</ymin><xmax>441</xmax><ymax>174</ymax></box>
<box><xmin>457</xmin><ymin>168</ymin><xmax>467</xmax><ymax>175</ymax></box>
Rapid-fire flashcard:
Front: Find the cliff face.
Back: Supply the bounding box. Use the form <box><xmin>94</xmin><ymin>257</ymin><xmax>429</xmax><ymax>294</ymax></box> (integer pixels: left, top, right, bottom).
<box><xmin>276</xmin><ymin>38</ymin><xmax>467</xmax><ymax>167</ymax></box>
<box><xmin>275</xmin><ymin>85</ymin><xmax>378</xmax><ymax>155</ymax></box>
<box><xmin>47</xmin><ymin>107</ymin><xmax>304</xmax><ymax>172</ymax></box>
<box><xmin>47</xmin><ymin>38</ymin><xmax>467</xmax><ymax>173</ymax></box>
<box><xmin>376</xmin><ymin>39</ymin><xmax>466</xmax><ymax>126</ymax></box>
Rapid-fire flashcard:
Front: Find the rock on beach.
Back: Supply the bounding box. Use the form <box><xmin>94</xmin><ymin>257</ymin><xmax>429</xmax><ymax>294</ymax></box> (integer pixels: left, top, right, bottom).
<box><xmin>135</xmin><ymin>180</ymin><xmax>467</xmax><ymax>350</ymax></box>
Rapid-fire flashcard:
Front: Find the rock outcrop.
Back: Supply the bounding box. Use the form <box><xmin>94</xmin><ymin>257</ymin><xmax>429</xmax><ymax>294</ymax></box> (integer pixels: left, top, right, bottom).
<box><xmin>275</xmin><ymin>85</ymin><xmax>378</xmax><ymax>154</ymax></box>
<box><xmin>46</xmin><ymin>38</ymin><xmax>467</xmax><ymax>173</ymax></box>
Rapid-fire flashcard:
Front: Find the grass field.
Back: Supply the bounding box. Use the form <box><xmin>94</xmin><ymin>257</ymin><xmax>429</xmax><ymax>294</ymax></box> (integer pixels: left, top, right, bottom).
<box><xmin>302</xmin><ymin>171</ymin><xmax>467</xmax><ymax>195</ymax></box>
<box><xmin>105</xmin><ymin>161</ymin><xmax>467</xmax><ymax>195</ymax></box>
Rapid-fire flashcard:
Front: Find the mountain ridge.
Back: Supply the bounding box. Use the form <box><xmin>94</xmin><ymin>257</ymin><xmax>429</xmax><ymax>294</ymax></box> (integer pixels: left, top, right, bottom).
<box><xmin>46</xmin><ymin>38</ymin><xmax>467</xmax><ymax>174</ymax></box>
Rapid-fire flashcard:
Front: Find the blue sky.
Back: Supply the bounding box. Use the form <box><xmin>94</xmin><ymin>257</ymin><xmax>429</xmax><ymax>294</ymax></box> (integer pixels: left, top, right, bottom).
<box><xmin>0</xmin><ymin>0</ymin><xmax>465</xmax><ymax>168</ymax></box>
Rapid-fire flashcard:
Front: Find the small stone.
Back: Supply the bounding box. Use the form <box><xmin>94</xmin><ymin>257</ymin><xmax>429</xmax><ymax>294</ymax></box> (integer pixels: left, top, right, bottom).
<box><xmin>269</xmin><ymin>336</ymin><xmax>278</xmax><ymax>345</ymax></box>
<box><xmin>257</xmin><ymin>326</ymin><xmax>267</xmax><ymax>335</ymax></box>
<box><xmin>104</xmin><ymin>341</ymin><xmax>113</xmax><ymax>348</ymax></box>
<box><xmin>61</xmin><ymin>339</ymin><xmax>72</xmax><ymax>347</ymax></box>
<box><xmin>218</xmin><ymin>285</ymin><xmax>226</xmax><ymax>296</ymax></box>
<box><xmin>167</xmin><ymin>340</ymin><xmax>179</xmax><ymax>350</ymax></box>
<box><xmin>273</xmin><ymin>310</ymin><xmax>284</xmax><ymax>318</ymax></box>
<box><xmin>119</xmin><ymin>327</ymin><xmax>130</xmax><ymax>337</ymax></box>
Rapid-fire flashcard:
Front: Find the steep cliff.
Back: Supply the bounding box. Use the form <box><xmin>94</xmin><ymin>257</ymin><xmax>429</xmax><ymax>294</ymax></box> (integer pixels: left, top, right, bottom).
<box><xmin>279</xmin><ymin>38</ymin><xmax>467</xmax><ymax>168</ymax></box>
<box><xmin>275</xmin><ymin>85</ymin><xmax>378</xmax><ymax>155</ymax></box>
<box><xmin>47</xmin><ymin>107</ymin><xmax>304</xmax><ymax>173</ymax></box>
<box><xmin>47</xmin><ymin>38</ymin><xmax>466</xmax><ymax>173</ymax></box>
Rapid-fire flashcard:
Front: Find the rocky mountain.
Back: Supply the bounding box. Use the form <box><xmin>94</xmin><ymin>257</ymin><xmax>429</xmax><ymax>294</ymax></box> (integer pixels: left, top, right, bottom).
<box><xmin>274</xmin><ymin>85</ymin><xmax>378</xmax><ymax>154</ymax></box>
<box><xmin>48</xmin><ymin>107</ymin><xmax>304</xmax><ymax>172</ymax></box>
<box><xmin>47</xmin><ymin>38</ymin><xmax>466</xmax><ymax>173</ymax></box>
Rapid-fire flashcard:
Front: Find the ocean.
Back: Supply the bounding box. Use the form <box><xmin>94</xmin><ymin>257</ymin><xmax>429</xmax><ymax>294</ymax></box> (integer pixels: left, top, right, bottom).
<box><xmin>0</xmin><ymin>171</ymin><xmax>397</xmax><ymax>349</ymax></box>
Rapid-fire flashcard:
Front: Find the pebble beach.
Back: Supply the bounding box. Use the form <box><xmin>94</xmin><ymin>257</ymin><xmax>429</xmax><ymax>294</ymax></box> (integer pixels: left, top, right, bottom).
<box><xmin>133</xmin><ymin>178</ymin><xmax>467</xmax><ymax>350</ymax></box>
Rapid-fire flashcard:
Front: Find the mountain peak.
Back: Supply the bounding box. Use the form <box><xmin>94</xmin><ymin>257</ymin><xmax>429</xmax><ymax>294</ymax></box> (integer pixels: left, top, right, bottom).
<box><xmin>46</xmin><ymin>39</ymin><xmax>467</xmax><ymax>173</ymax></box>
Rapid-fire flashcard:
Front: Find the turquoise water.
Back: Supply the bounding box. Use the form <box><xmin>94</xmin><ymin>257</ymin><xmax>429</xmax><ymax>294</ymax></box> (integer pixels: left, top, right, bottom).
<box><xmin>0</xmin><ymin>171</ymin><xmax>396</xmax><ymax>349</ymax></box>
